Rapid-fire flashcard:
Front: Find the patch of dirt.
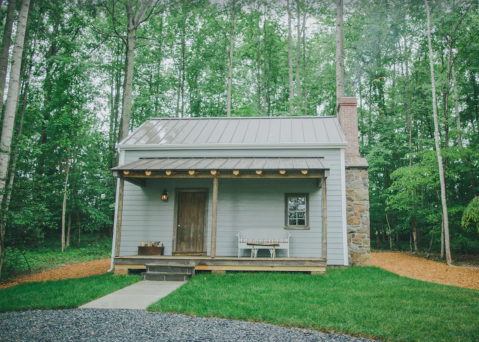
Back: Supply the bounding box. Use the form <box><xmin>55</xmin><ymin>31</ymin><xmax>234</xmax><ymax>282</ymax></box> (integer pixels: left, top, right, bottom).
<box><xmin>0</xmin><ymin>259</ymin><xmax>110</xmax><ymax>290</ymax></box>
<box><xmin>372</xmin><ymin>252</ymin><xmax>479</xmax><ymax>290</ymax></box>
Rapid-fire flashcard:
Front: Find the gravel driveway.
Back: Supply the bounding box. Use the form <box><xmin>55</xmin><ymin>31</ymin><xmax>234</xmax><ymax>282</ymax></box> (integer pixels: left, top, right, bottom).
<box><xmin>0</xmin><ymin>309</ymin><xmax>376</xmax><ymax>342</ymax></box>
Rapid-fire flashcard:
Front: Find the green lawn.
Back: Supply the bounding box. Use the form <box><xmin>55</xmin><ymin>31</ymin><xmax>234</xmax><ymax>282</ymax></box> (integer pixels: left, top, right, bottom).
<box><xmin>0</xmin><ymin>273</ymin><xmax>141</xmax><ymax>312</ymax></box>
<box><xmin>148</xmin><ymin>267</ymin><xmax>479</xmax><ymax>342</ymax></box>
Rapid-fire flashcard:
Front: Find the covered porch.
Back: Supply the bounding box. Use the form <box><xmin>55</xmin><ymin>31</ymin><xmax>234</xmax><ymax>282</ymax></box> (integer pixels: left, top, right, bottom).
<box><xmin>114</xmin><ymin>255</ymin><xmax>327</xmax><ymax>274</ymax></box>
<box><xmin>111</xmin><ymin>157</ymin><xmax>330</xmax><ymax>273</ymax></box>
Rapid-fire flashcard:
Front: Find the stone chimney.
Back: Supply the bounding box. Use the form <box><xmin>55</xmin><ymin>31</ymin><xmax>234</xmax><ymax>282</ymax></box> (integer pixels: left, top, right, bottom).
<box><xmin>337</xmin><ymin>97</ymin><xmax>371</xmax><ymax>267</ymax></box>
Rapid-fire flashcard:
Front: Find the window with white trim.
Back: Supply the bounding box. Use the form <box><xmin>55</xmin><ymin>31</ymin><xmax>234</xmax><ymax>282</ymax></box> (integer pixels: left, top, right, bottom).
<box><xmin>285</xmin><ymin>194</ymin><xmax>309</xmax><ymax>229</ymax></box>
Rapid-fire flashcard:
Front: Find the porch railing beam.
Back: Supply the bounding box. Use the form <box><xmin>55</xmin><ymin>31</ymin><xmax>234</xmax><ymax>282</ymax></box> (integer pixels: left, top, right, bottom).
<box><xmin>211</xmin><ymin>177</ymin><xmax>219</xmax><ymax>257</ymax></box>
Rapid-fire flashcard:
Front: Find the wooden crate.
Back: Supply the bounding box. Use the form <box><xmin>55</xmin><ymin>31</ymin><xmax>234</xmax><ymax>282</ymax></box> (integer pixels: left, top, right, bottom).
<box><xmin>138</xmin><ymin>246</ymin><xmax>164</xmax><ymax>256</ymax></box>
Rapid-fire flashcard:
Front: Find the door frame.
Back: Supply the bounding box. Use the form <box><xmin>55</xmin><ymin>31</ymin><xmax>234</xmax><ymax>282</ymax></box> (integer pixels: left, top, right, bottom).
<box><xmin>172</xmin><ymin>188</ymin><xmax>209</xmax><ymax>255</ymax></box>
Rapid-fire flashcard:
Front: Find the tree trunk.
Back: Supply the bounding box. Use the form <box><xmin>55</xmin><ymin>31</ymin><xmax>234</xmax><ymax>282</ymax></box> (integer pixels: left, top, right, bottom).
<box><xmin>118</xmin><ymin>12</ymin><xmax>137</xmax><ymax>142</ymax></box>
<box><xmin>287</xmin><ymin>0</ymin><xmax>293</xmax><ymax>115</ymax></box>
<box><xmin>412</xmin><ymin>219</ymin><xmax>418</xmax><ymax>252</ymax></box>
<box><xmin>403</xmin><ymin>36</ymin><xmax>412</xmax><ymax>166</ymax></box>
<box><xmin>452</xmin><ymin>63</ymin><xmax>461</xmax><ymax>147</ymax></box>
<box><xmin>117</xmin><ymin>0</ymin><xmax>156</xmax><ymax>140</ymax></box>
<box><xmin>0</xmin><ymin>0</ymin><xmax>30</xmax><ymax>213</ymax></box>
<box><xmin>263</xmin><ymin>12</ymin><xmax>268</xmax><ymax>115</ymax></box>
<box><xmin>112</xmin><ymin>43</ymin><xmax>122</xmax><ymax>166</ymax></box>
<box><xmin>66</xmin><ymin>212</ymin><xmax>71</xmax><ymax>248</ymax></box>
<box><xmin>425</xmin><ymin>0</ymin><xmax>452</xmax><ymax>265</ymax></box>
<box><xmin>0</xmin><ymin>0</ymin><xmax>37</xmax><ymax>279</ymax></box>
<box><xmin>0</xmin><ymin>0</ymin><xmax>17</xmax><ymax>118</ymax></box>
<box><xmin>255</xmin><ymin>21</ymin><xmax>261</xmax><ymax>110</ymax></box>
<box><xmin>37</xmin><ymin>14</ymin><xmax>59</xmax><ymax>176</ymax></box>
<box><xmin>226</xmin><ymin>0</ymin><xmax>235</xmax><ymax>117</ymax></box>
<box><xmin>77</xmin><ymin>210</ymin><xmax>81</xmax><ymax>246</ymax></box>
<box><xmin>61</xmin><ymin>155</ymin><xmax>70</xmax><ymax>252</ymax></box>
<box><xmin>336</xmin><ymin>0</ymin><xmax>345</xmax><ymax>104</ymax></box>
<box><xmin>109</xmin><ymin>42</ymin><xmax>120</xmax><ymax>169</ymax></box>
<box><xmin>295</xmin><ymin>0</ymin><xmax>301</xmax><ymax>106</ymax></box>
<box><xmin>386</xmin><ymin>212</ymin><xmax>393</xmax><ymax>249</ymax></box>
<box><xmin>180</xmin><ymin>27</ymin><xmax>185</xmax><ymax>117</ymax></box>
<box><xmin>175</xmin><ymin>27</ymin><xmax>184</xmax><ymax>118</ymax></box>
<box><xmin>302</xmin><ymin>10</ymin><xmax>307</xmax><ymax>116</ymax></box>
<box><xmin>441</xmin><ymin>215</ymin><xmax>444</xmax><ymax>259</ymax></box>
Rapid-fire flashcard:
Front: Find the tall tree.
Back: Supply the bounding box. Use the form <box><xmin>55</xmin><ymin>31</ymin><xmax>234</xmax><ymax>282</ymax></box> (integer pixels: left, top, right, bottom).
<box><xmin>295</xmin><ymin>0</ymin><xmax>301</xmax><ymax>104</ymax></box>
<box><xmin>226</xmin><ymin>0</ymin><xmax>236</xmax><ymax>117</ymax></box>
<box><xmin>336</xmin><ymin>0</ymin><xmax>344</xmax><ymax>103</ymax></box>
<box><xmin>0</xmin><ymin>0</ymin><xmax>17</xmax><ymax>115</ymax></box>
<box><xmin>116</xmin><ymin>0</ymin><xmax>159</xmax><ymax>142</ymax></box>
<box><xmin>287</xmin><ymin>0</ymin><xmax>293</xmax><ymax>115</ymax></box>
<box><xmin>0</xmin><ymin>0</ymin><xmax>31</xmax><ymax>278</ymax></box>
<box><xmin>61</xmin><ymin>155</ymin><xmax>70</xmax><ymax>252</ymax></box>
<box><xmin>425</xmin><ymin>0</ymin><xmax>452</xmax><ymax>265</ymax></box>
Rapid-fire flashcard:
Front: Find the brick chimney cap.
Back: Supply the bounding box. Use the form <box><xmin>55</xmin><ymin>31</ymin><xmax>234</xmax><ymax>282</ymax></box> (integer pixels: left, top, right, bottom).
<box><xmin>338</xmin><ymin>97</ymin><xmax>357</xmax><ymax>105</ymax></box>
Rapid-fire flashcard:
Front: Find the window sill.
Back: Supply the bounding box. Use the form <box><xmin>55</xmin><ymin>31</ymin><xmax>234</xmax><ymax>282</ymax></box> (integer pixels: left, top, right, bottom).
<box><xmin>284</xmin><ymin>227</ymin><xmax>310</xmax><ymax>230</ymax></box>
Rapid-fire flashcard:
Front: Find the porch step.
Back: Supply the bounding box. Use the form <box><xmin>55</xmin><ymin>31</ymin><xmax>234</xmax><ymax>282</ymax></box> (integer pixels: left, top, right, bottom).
<box><xmin>146</xmin><ymin>264</ymin><xmax>195</xmax><ymax>274</ymax></box>
<box><xmin>142</xmin><ymin>264</ymin><xmax>195</xmax><ymax>281</ymax></box>
<box><xmin>142</xmin><ymin>272</ymin><xmax>191</xmax><ymax>282</ymax></box>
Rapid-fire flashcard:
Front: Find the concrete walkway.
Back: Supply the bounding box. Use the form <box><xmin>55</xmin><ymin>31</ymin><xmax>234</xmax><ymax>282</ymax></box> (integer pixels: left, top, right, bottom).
<box><xmin>79</xmin><ymin>281</ymin><xmax>185</xmax><ymax>310</ymax></box>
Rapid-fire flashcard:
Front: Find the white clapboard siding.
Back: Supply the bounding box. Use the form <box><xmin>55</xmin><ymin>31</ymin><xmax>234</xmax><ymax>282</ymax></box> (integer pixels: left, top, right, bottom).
<box><xmin>119</xmin><ymin>148</ymin><xmax>345</xmax><ymax>265</ymax></box>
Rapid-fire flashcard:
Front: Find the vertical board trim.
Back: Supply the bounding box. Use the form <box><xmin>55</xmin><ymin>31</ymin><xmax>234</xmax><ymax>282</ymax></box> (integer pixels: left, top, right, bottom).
<box><xmin>341</xmin><ymin>148</ymin><xmax>348</xmax><ymax>266</ymax></box>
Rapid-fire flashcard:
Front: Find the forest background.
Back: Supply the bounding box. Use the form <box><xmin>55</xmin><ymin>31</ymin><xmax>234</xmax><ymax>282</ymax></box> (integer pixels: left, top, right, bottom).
<box><xmin>0</xmin><ymin>0</ymin><xmax>478</xmax><ymax>278</ymax></box>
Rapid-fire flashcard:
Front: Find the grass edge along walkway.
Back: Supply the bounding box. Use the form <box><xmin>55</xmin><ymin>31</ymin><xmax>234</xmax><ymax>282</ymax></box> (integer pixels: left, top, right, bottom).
<box><xmin>0</xmin><ymin>273</ymin><xmax>141</xmax><ymax>313</ymax></box>
<box><xmin>148</xmin><ymin>267</ymin><xmax>479</xmax><ymax>342</ymax></box>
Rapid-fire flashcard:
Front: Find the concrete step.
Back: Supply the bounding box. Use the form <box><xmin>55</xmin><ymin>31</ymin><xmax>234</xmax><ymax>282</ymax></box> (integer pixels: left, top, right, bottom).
<box><xmin>142</xmin><ymin>272</ymin><xmax>192</xmax><ymax>282</ymax></box>
<box><xmin>146</xmin><ymin>264</ymin><xmax>195</xmax><ymax>274</ymax></box>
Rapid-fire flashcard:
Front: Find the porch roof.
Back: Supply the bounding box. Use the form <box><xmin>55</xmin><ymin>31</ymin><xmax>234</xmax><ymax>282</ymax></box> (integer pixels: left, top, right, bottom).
<box><xmin>112</xmin><ymin>157</ymin><xmax>330</xmax><ymax>171</ymax></box>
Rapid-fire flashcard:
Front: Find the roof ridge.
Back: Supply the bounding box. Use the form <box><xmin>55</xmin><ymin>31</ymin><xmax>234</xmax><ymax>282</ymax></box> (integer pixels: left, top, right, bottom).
<box><xmin>146</xmin><ymin>116</ymin><xmax>338</xmax><ymax>120</ymax></box>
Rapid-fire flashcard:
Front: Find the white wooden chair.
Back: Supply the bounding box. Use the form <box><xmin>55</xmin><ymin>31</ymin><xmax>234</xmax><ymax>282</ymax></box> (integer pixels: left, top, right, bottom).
<box><xmin>237</xmin><ymin>229</ymin><xmax>291</xmax><ymax>258</ymax></box>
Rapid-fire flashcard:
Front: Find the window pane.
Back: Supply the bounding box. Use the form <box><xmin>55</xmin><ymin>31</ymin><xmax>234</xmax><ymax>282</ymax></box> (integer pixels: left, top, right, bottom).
<box><xmin>288</xmin><ymin>198</ymin><xmax>298</xmax><ymax>210</ymax></box>
<box><xmin>289</xmin><ymin>212</ymin><xmax>296</xmax><ymax>219</ymax></box>
<box><xmin>297</xmin><ymin>197</ymin><xmax>306</xmax><ymax>211</ymax></box>
<box><xmin>289</xmin><ymin>218</ymin><xmax>297</xmax><ymax>226</ymax></box>
<box><xmin>297</xmin><ymin>212</ymin><xmax>305</xmax><ymax>219</ymax></box>
<box><xmin>297</xmin><ymin>219</ymin><xmax>306</xmax><ymax>226</ymax></box>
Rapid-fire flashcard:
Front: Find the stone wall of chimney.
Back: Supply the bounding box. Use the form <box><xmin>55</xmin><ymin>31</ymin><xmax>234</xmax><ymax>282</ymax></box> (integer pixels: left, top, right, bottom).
<box><xmin>338</xmin><ymin>97</ymin><xmax>371</xmax><ymax>266</ymax></box>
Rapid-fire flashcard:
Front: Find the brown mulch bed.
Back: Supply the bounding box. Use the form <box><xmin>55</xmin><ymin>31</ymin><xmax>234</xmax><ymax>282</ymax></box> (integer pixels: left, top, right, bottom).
<box><xmin>0</xmin><ymin>259</ymin><xmax>110</xmax><ymax>290</ymax></box>
<box><xmin>372</xmin><ymin>252</ymin><xmax>479</xmax><ymax>290</ymax></box>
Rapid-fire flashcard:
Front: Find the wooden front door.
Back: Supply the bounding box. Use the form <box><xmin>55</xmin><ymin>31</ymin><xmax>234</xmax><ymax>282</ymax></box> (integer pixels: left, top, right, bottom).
<box><xmin>175</xmin><ymin>190</ymin><xmax>207</xmax><ymax>254</ymax></box>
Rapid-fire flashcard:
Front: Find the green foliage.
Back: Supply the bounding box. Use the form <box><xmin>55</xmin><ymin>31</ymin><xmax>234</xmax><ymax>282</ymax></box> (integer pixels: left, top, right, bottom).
<box><xmin>0</xmin><ymin>273</ymin><xmax>141</xmax><ymax>312</ymax></box>
<box><xmin>150</xmin><ymin>270</ymin><xmax>479</xmax><ymax>342</ymax></box>
<box><xmin>462</xmin><ymin>197</ymin><xmax>479</xmax><ymax>231</ymax></box>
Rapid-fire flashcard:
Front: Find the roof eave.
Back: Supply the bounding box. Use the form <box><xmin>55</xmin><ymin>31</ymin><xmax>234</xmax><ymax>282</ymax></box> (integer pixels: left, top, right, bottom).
<box><xmin>117</xmin><ymin>142</ymin><xmax>349</xmax><ymax>151</ymax></box>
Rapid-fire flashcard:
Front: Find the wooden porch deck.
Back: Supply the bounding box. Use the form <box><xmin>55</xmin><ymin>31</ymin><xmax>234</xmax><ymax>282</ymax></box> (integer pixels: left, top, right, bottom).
<box><xmin>114</xmin><ymin>255</ymin><xmax>327</xmax><ymax>274</ymax></box>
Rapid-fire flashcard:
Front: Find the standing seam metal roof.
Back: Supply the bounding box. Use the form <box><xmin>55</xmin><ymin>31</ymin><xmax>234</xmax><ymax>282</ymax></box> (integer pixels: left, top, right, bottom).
<box><xmin>112</xmin><ymin>157</ymin><xmax>330</xmax><ymax>171</ymax></box>
<box><xmin>119</xmin><ymin>117</ymin><xmax>347</xmax><ymax>147</ymax></box>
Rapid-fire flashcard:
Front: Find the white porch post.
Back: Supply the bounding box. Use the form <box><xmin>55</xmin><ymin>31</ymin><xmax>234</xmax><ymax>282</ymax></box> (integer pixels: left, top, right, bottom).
<box><xmin>211</xmin><ymin>176</ymin><xmax>218</xmax><ymax>257</ymax></box>
<box><xmin>114</xmin><ymin>178</ymin><xmax>125</xmax><ymax>257</ymax></box>
<box><xmin>322</xmin><ymin>177</ymin><xmax>328</xmax><ymax>260</ymax></box>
